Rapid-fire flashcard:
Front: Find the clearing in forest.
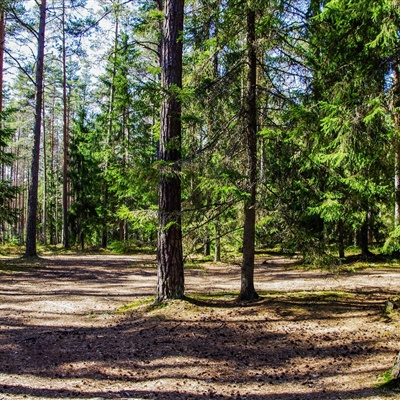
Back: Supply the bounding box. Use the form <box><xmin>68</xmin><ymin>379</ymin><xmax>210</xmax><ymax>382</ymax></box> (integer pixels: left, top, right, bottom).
<box><xmin>0</xmin><ymin>253</ymin><xmax>399</xmax><ymax>399</ymax></box>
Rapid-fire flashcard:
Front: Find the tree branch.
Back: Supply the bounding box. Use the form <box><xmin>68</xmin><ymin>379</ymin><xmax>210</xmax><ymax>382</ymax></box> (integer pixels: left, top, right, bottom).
<box><xmin>3</xmin><ymin>48</ymin><xmax>36</xmax><ymax>86</ymax></box>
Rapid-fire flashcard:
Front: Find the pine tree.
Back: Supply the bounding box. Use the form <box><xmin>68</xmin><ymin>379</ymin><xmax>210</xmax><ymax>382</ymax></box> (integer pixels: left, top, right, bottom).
<box><xmin>25</xmin><ymin>0</ymin><xmax>47</xmax><ymax>257</ymax></box>
<box><xmin>156</xmin><ymin>0</ymin><xmax>185</xmax><ymax>302</ymax></box>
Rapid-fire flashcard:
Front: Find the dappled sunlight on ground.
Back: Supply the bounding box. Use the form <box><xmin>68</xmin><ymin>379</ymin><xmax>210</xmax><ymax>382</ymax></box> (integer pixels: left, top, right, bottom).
<box><xmin>0</xmin><ymin>254</ymin><xmax>399</xmax><ymax>399</ymax></box>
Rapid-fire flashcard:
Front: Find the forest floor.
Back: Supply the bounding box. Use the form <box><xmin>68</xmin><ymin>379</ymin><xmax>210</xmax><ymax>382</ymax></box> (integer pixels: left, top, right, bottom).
<box><xmin>0</xmin><ymin>253</ymin><xmax>400</xmax><ymax>399</ymax></box>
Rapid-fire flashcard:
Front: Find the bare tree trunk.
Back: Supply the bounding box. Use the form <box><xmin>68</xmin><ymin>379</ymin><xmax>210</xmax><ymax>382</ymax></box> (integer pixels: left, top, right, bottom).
<box><xmin>394</xmin><ymin>61</ymin><xmax>400</xmax><ymax>227</ymax></box>
<box><xmin>156</xmin><ymin>0</ymin><xmax>184</xmax><ymax>303</ymax></box>
<box><xmin>0</xmin><ymin>5</ymin><xmax>5</xmax><ymax>194</ymax></box>
<box><xmin>358</xmin><ymin>212</ymin><xmax>370</xmax><ymax>258</ymax></box>
<box><xmin>0</xmin><ymin>6</ymin><xmax>5</xmax><ymax>117</ymax></box>
<box><xmin>101</xmin><ymin>12</ymin><xmax>119</xmax><ymax>249</ymax></box>
<box><xmin>20</xmin><ymin>170</ymin><xmax>26</xmax><ymax>244</ymax></box>
<box><xmin>0</xmin><ymin>6</ymin><xmax>5</xmax><ymax>242</ymax></box>
<box><xmin>25</xmin><ymin>0</ymin><xmax>47</xmax><ymax>257</ymax></box>
<box><xmin>42</xmin><ymin>99</ymin><xmax>47</xmax><ymax>245</ymax></box>
<box><xmin>203</xmin><ymin>234</ymin><xmax>210</xmax><ymax>256</ymax></box>
<box><xmin>240</xmin><ymin>6</ymin><xmax>258</xmax><ymax>301</ymax></box>
<box><xmin>49</xmin><ymin>94</ymin><xmax>56</xmax><ymax>244</ymax></box>
<box><xmin>214</xmin><ymin>216</ymin><xmax>221</xmax><ymax>262</ymax></box>
<box><xmin>62</xmin><ymin>0</ymin><xmax>69</xmax><ymax>249</ymax></box>
<box><xmin>338</xmin><ymin>219</ymin><xmax>345</xmax><ymax>259</ymax></box>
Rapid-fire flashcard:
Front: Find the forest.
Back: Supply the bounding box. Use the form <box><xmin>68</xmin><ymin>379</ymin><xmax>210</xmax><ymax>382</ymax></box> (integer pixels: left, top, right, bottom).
<box><xmin>2</xmin><ymin>0</ymin><xmax>400</xmax><ymax>301</ymax></box>
<box><xmin>1</xmin><ymin>1</ymin><xmax>400</xmax><ymax>398</ymax></box>
<box><xmin>3</xmin><ymin>0</ymin><xmax>400</xmax><ymax>292</ymax></box>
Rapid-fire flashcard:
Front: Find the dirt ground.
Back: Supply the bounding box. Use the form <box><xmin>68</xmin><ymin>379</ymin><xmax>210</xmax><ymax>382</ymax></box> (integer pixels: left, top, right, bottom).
<box><xmin>0</xmin><ymin>253</ymin><xmax>399</xmax><ymax>400</ymax></box>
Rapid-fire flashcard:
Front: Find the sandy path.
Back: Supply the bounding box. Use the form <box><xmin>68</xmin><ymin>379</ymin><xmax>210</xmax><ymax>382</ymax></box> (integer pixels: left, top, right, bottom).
<box><xmin>0</xmin><ymin>254</ymin><xmax>399</xmax><ymax>400</ymax></box>
<box><xmin>1</xmin><ymin>254</ymin><xmax>399</xmax><ymax>327</ymax></box>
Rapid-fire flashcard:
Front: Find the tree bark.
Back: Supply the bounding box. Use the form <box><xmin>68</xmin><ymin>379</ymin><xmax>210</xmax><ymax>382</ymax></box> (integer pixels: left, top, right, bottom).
<box><xmin>203</xmin><ymin>235</ymin><xmax>210</xmax><ymax>256</ymax></box>
<box><xmin>25</xmin><ymin>0</ymin><xmax>47</xmax><ymax>257</ymax></box>
<box><xmin>0</xmin><ymin>5</ymin><xmax>5</xmax><ymax>188</ymax></box>
<box><xmin>156</xmin><ymin>0</ymin><xmax>185</xmax><ymax>303</ymax></box>
<box><xmin>101</xmin><ymin>11</ymin><xmax>119</xmax><ymax>249</ymax></box>
<box><xmin>338</xmin><ymin>219</ymin><xmax>345</xmax><ymax>259</ymax></box>
<box><xmin>394</xmin><ymin>61</ymin><xmax>400</xmax><ymax>227</ymax></box>
<box><xmin>358</xmin><ymin>212</ymin><xmax>370</xmax><ymax>258</ymax></box>
<box><xmin>62</xmin><ymin>0</ymin><xmax>69</xmax><ymax>249</ymax></box>
<box><xmin>42</xmin><ymin>99</ymin><xmax>47</xmax><ymax>245</ymax></box>
<box><xmin>0</xmin><ymin>6</ymin><xmax>5</xmax><ymax>117</ymax></box>
<box><xmin>214</xmin><ymin>216</ymin><xmax>221</xmax><ymax>262</ymax></box>
<box><xmin>240</xmin><ymin>6</ymin><xmax>258</xmax><ymax>301</ymax></box>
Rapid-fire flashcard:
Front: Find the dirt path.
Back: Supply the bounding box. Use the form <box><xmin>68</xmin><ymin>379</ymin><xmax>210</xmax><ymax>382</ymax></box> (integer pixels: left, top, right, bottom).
<box><xmin>0</xmin><ymin>254</ymin><xmax>399</xmax><ymax>399</ymax></box>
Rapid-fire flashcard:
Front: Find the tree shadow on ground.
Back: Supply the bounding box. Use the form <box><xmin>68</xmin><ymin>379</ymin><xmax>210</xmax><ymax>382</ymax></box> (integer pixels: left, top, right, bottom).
<box><xmin>0</xmin><ymin>255</ymin><xmax>399</xmax><ymax>399</ymax></box>
<box><xmin>0</xmin><ymin>384</ymin><xmax>395</xmax><ymax>399</ymax></box>
<box><xmin>0</xmin><ymin>293</ymin><xmax>399</xmax><ymax>399</ymax></box>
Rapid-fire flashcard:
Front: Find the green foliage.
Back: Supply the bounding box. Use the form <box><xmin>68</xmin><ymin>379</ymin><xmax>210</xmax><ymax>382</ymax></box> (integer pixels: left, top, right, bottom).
<box><xmin>0</xmin><ymin>111</ymin><xmax>20</xmax><ymax>226</ymax></box>
<box><xmin>116</xmin><ymin>205</ymin><xmax>157</xmax><ymax>242</ymax></box>
<box><xmin>4</xmin><ymin>0</ymin><xmax>400</xmax><ymax>264</ymax></box>
<box><xmin>382</xmin><ymin>226</ymin><xmax>400</xmax><ymax>255</ymax></box>
<box><xmin>108</xmin><ymin>239</ymin><xmax>155</xmax><ymax>254</ymax></box>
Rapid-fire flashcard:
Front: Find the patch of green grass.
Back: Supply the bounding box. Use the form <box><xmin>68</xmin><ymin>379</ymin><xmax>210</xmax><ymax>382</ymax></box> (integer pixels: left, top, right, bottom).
<box><xmin>116</xmin><ymin>297</ymin><xmax>156</xmax><ymax>313</ymax></box>
<box><xmin>189</xmin><ymin>292</ymin><xmax>237</xmax><ymax>301</ymax></box>
<box><xmin>0</xmin><ymin>243</ymin><xmax>24</xmax><ymax>255</ymax></box>
<box><xmin>184</xmin><ymin>262</ymin><xmax>206</xmax><ymax>270</ymax></box>
<box><xmin>256</xmin><ymin>247</ymin><xmax>296</xmax><ymax>256</ymax></box>
<box><xmin>259</xmin><ymin>290</ymin><xmax>355</xmax><ymax>301</ymax></box>
<box><xmin>341</xmin><ymin>261</ymin><xmax>392</xmax><ymax>272</ymax></box>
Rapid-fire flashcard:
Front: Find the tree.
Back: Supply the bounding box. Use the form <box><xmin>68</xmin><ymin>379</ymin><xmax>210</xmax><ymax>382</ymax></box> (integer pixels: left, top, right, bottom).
<box><xmin>0</xmin><ymin>2</ymin><xmax>5</xmax><ymax>117</ymax></box>
<box><xmin>156</xmin><ymin>0</ymin><xmax>185</xmax><ymax>302</ymax></box>
<box><xmin>0</xmin><ymin>110</ymin><xmax>19</xmax><ymax>236</ymax></box>
<box><xmin>69</xmin><ymin>106</ymin><xmax>103</xmax><ymax>249</ymax></box>
<box><xmin>240</xmin><ymin>2</ymin><xmax>258</xmax><ymax>300</ymax></box>
<box><xmin>61</xmin><ymin>0</ymin><xmax>69</xmax><ymax>249</ymax></box>
<box><xmin>25</xmin><ymin>0</ymin><xmax>47</xmax><ymax>257</ymax></box>
<box><xmin>311</xmin><ymin>0</ymin><xmax>390</xmax><ymax>257</ymax></box>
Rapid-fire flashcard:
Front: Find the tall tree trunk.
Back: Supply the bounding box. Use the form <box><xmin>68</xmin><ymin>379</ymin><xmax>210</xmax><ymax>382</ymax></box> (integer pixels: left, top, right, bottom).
<box><xmin>214</xmin><ymin>216</ymin><xmax>221</xmax><ymax>262</ymax></box>
<box><xmin>101</xmin><ymin>11</ymin><xmax>119</xmax><ymax>249</ymax></box>
<box><xmin>42</xmin><ymin>101</ymin><xmax>47</xmax><ymax>245</ymax></box>
<box><xmin>0</xmin><ymin>6</ymin><xmax>5</xmax><ymax>118</ymax></box>
<box><xmin>156</xmin><ymin>0</ymin><xmax>184</xmax><ymax>303</ymax></box>
<box><xmin>25</xmin><ymin>0</ymin><xmax>47</xmax><ymax>257</ymax></box>
<box><xmin>358</xmin><ymin>212</ymin><xmax>371</xmax><ymax>258</ymax></box>
<box><xmin>240</xmin><ymin>6</ymin><xmax>258</xmax><ymax>301</ymax></box>
<box><xmin>338</xmin><ymin>219</ymin><xmax>345</xmax><ymax>259</ymax></box>
<box><xmin>394</xmin><ymin>61</ymin><xmax>400</xmax><ymax>227</ymax></box>
<box><xmin>49</xmin><ymin>94</ymin><xmax>56</xmax><ymax>244</ymax></box>
<box><xmin>203</xmin><ymin>234</ymin><xmax>210</xmax><ymax>256</ymax></box>
<box><xmin>62</xmin><ymin>0</ymin><xmax>69</xmax><ymax>249</ymax></box>
<box><xmin>0</xmin><ymin>5</ymin><xmax>5</xmax><ymax>189</ymax></box>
